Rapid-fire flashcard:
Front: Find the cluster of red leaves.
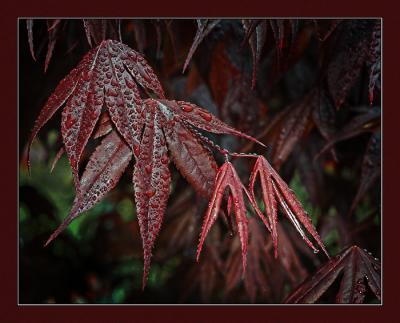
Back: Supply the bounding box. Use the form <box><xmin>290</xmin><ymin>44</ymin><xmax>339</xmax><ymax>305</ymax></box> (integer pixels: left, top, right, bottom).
<box><xmin>26</xmin><ymin>37</ymin><xmax>274</xmax><ymax>288</ymax></box>
<box><xmin>24</xmin><ymin>19</ymin><xmax>381</xmax><ymax>303</ymax></box>
<box><xmin>197</xmin><ymin>156</ymin><xmax>329</xmax><ymax>275</ymax></box>
<box><xmin>285</xmin><ymin>246</ymin><xmax>381</xmax><ymax>303</ymax></box>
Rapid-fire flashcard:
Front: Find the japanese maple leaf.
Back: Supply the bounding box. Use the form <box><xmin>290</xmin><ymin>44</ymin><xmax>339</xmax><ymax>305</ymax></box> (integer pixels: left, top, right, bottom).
<box><xmin>249</xmin><ymin>155</ymin><xmax>329</xmax><ymax>259</ymax></box>
<box><xmin>224</xmin><ymin>217</ymin><xmax>271</xmax><ymax>302</ymax></box>
<box><xmin>255</xmin><ymin>90</ymin><xmax>315</xmax><ymax>170</ymax></box>
<box><xmin>224</xmin><ymin>220</ymin><xmax>308</xmax><ymax>303</ymax></box>
<box><xmin>242</xmin><ymin>19</ymin><xmax>299</xmax><ymax>87</ymax></box>
<box><xmin>28</xmin><ymin>39</ymin><xmax>265</xmax><ymax>288</ymax></box>
<box><xmin>241</xmin><ymin>19</ymin><xmax>267</xmax><ymax>89</ymax></box>
<box><xmin>325</xmin><ymin>20</ymin><xmax>378</xmax><ymax>109</ymax></box>
<box><xmin>313</xmin><ymin>19</ymin><xmax>342</xmax><ymax>41</ymax></box>
<box><xmin>182</xmin><ymin>19</ymin><xmax>221</xmax><ymax>73</ymax></box>
<box><xmin>83</xmin><ymin>19</ymin><xmax>121</xmax><ymax>47</ymax></box>
<box><xmin>180</xmin><ymin>244</ymin><xmax>224</xmax><ymax>303</ymax></box>
<box><xmin>196</xmin><ymin>161</ymin><xmax>270</xmax><ymax>274</ymax></box>
<box><xmin>349</xmin><ymin>131</ymin><xmax>381</xmax><ymax>215</ymax></box>
<box><xmin>27</xmin><ymin>39</ymin><xmax>165</xmax><ymax>191</ymax></box>
<box><xmin>44</xmin><ymin>130</ymin><xmax>133</xmax><ymax>246</ymax></box>
<box><xmin>318</xmin><ymin>105</ymin><xmax>380</xmax><ymax>158</ymax></box>
<box><xmin>183</xmin><ymin>19</ymin><xmax>300</xmax><ymax>87</ymax></box>
<box><xmin>367</xmin><ymin>21</ymin><xmax>381</xmax><ymax>104</ymax></box>
<box><xmin>44</xmin><ymin>101</ymin><xmax>262</xmax><ymax>288</ymax></box>
<box><xmin>27</xmin><ymin>19</ymin><xmax>122</xmax><ymax>67</ymax></box>
<box><xmin>285</xmin><ymin>245</ymin><xmax>381</xmax><ymax>304</ymax></box>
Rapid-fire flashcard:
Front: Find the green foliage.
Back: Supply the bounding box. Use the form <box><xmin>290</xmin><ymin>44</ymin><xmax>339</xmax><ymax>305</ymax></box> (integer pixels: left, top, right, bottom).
<box><xmin>289</xmin><ymin>170</ymin><xmax>320</xmax><ymax>224</ymax></box>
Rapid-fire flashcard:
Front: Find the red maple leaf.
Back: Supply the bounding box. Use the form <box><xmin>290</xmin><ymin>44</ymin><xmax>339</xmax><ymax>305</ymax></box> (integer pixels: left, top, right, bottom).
<box><xmin>249</xmin><ymin>155</ymin><xmax>329</xmax><ymax>258</ymax></box>
<box><xmin>196</xmin><ymin>160</ymin><xmax>270</xmax><ymax>274</ymax></box>
<box><xmin>27</xmin><ymin>39</ymin><xmax>264</xmax><ymax>287</ymax></box>
<box><xmin>285</xmin><ymin>245</ymin><xmax>381</xmax><ymax>304</ymax></box>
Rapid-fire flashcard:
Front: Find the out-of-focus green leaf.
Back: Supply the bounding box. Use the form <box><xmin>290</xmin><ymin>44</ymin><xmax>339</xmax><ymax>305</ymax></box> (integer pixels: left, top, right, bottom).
<box><xmin>289</xmin><ymin>170</ymin><xmax>320</xmax><ymax>224</ymax></box>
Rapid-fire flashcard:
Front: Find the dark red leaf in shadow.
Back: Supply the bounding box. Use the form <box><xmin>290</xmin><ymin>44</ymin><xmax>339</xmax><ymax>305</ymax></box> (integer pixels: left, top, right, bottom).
<box><xmin>26</xmin><ymin>19</ymin><xmax>36</xmax><ymax>61</ymax></box>
<box><xmin>242</xmin><ymin>19</ymin><xmax>267</xmax><ymax>88</ymax></box>
<box><xmin>183</xmin><ymin>19</ymin><xmax>221</xmax><ymax>73</ymax></box>
<box><xmin>274</xmin><ymin>223</ymin><xmax>308</xmax><ymax>286</ymax></box>
<box><xmin>326</xmin><ymin>20</ymin><xmax>376</xmax><ymax>109</ymax></box>
<box><xmin>267</xmin><ymin>91</ymin><xmax>314</xmax><ymax>169</ymax></box>
<box><xmin>131</xmin><ymin>20</ymin><xmax>147</xmax><ymax>53</ymax></box>
<box><xmin>311</xmin><ymin>88</ymin><xmax>337</xmax><ymax>160</ymax></box>
<box><xmin>157</xmin><ymin>205</ymin><xmax>197</xmax><ymax>257</ymax></box>
<box><xmin>269</xmin><ymin>19</ymin><xmax>285</xmax><ymax>56</ymax></box>
<box><xmin>313</xmin><ymin>19</ymin><xmax>342</xmax><ymax>42</ymax></box>
<box><xmin>224</xmin><ymin>218</ymin><xmax>270</xmax><ymax>302</ymax></box>
<box><xmin>44</xmin><ymin>19</ymin><xmax>61</xmax><ymax>73</ymax></box>
<box><xmin>180</xmin><ymin>244</ymin><xmax>223</xmax><ymax>303</ymax></box>
<box><xmin>285</xmin><ymin>245</ymin><xmax>381</xmax><ymax>303</ymax></box>
<box><xmin>220</xmin><ymin>81</ymin><xmax>268</xmax><ymax>139</ymax></box>
<box><xmin>83</xmin><ymin>19</ymin><xmax>107</xmax><ymax>47</ymax></box>
<box><xmin>367</xmin><ymin>21</ymin><xmax>381</xmax><ymax>104</ymax></box>
<box><xmin>317</xmin><ymin>106</ymin><xmax>380</xmax><ymax>158</ymax></box>
<box><xmin>208</xmin><ymin>41</ymin><xmax>241</xmax><ymax>107</ymax></box>
<box><xmin>349</xmin><ymin>132</ymin><xmax>381</xmax><ymax>215</ymax></box>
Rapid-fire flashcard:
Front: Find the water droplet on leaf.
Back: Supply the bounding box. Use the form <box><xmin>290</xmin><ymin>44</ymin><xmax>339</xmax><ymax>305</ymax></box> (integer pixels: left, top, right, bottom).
<box><xmin>133</xmin><ymin>144</ymin><xmax>140</xmax><ymax>156</ymax></box>
<box><xmin>146</xmin><ymin>190</ymin><xmax>155</xmax><ymax>198</ymax></box>
<box><xmin>199</xmin><ymin>111</ymin><xmax>212</xmax><ymax>122</ymax></box>
<box><xmin>181</xmin><ymin>104</ymin><xmax>193</xmax><ymax>112</ymax></box>
<box><xmin>161</xmin><ymin>155</ymin><xmax>168</xmax><ymax>164</ymax></box>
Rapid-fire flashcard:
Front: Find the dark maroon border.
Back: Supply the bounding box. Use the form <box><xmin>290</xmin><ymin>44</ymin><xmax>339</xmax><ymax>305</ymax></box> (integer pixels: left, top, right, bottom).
<box><xmin>2</xmin><ymin>0</ymin><xmax>398</xmax><ymax>322</ymax></box>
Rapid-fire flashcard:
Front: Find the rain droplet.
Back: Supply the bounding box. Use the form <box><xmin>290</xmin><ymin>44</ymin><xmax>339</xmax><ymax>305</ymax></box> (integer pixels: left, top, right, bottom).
<box><xmin>116</xmin><ymin>98</ymin><xmax>124</xmax><ymax>107</ymax></box>
<box><xmin>106</xmin><ymin>88</ymin><xmax>118</xmax><ymax>97</ymax></box>
<box><xmin>128</xmin><ymin>51</ymin><xmax>137</xmax><ymax>60</ymax></box>
<box><xmin>70</xmin><ymin>156</ymin><xmax>77</xmax><ymax>167</ymax></box>
<box><xmin>146</xmin><ymin>190</ymin><xmax>155</xmax><ymax>198</ymax></box>
<box><xmin>145</xmin><ymin>165</ymin><xmax>152</xmax><ymax>174</ymax></box>
<box><xmin>64</xmin><ymin>115</ymin><xmax>75</xmax><ymax>128</ymax></box>
<box><xmin>83</xmin><ymin>70</ymin><xmax>93</xmax><ymax>81</ymax></box>
<box><xmin>161</xmin><ymin>155</ymin><xmax>168</xmax><ymax>164</ymax></box>
<box><xmin>199</xmin><ymin>111</ymin><xmax>212</xmax><ymax>122</ymax></box>
<box><xmin>111</xmin><ymin>78</ymin><xmax>119</xmax><ymax>87</ymax></box>
<box><xmin>181</xmin><ymin>104</ymin><xmax>193</xmax><ymax>112</ymax></box>
<box><xmin>125</xmin><ymin>78</ymin><xmax>136</xmax><ymax>89</ymax></box>
<box><xmin>133</xmin><ymin>144</ymin><xmax>140</xmax><ymax>156</ymax></box>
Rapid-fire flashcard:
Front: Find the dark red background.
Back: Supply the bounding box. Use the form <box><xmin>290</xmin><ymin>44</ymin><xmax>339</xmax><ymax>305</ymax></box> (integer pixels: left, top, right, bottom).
<box><xmin>2</xmin><ymin>0</ymin><xmax>398</xmax><ymax>322</ymax></box>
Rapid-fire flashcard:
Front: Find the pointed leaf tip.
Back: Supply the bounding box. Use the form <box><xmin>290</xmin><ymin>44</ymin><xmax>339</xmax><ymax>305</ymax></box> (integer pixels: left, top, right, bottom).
<box><xmin>44</xmin><ymin>219</ymin><xmax>71</xmax><ymax>247</ymax></box>
<box><xmin>249</xmin><ymin>155</ymin><xmax>329</xmax><ymax>259</ymax></box>
<box><xmin>197</xmin><ymin>161</ymin><xmax>249</xmax><ymax>273</ymax></box>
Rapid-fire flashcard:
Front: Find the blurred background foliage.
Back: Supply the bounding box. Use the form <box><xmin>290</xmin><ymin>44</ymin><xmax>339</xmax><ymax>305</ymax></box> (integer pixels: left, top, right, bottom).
<box><xmin>19</xmin><ymin>18</ymin><xmax>380</xmax><ymax>304</ymax></box>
